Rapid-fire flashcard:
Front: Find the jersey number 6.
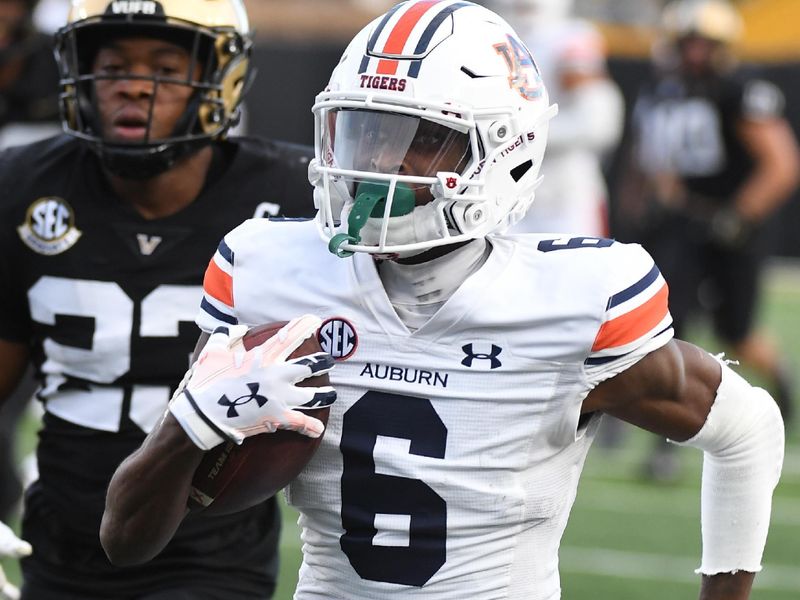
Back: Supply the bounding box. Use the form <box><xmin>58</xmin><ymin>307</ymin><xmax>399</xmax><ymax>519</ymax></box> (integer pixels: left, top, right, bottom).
<box><xmin>340</xmin><ymin>391</ymin><xmax>448</xmax><ymax>587</ymax></box>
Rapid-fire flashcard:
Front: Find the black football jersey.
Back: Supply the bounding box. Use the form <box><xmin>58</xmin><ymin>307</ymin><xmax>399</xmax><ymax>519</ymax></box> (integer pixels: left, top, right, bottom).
<box><xmin>631</xmin><ymin>69</ymin><xmax>785</xmax><ymax>202</ymax></box>
<box><xmin>0</xmin><ymin>134</ymin><xmax>314</xmax><ymax>594</ymax></box>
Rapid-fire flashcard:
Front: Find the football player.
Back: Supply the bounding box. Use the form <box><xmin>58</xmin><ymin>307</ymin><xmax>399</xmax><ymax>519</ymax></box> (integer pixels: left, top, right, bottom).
<box><xmin>0</xmin><ymin>0</ymin><xmax>61</xmax><ymax>146</ymax></box>
<box><xmin>102</xmin><ymin>2</ymin><xmax>784</xmax><ymax>599</ymax></box>
<box><xmin>0</xmin><ymin>0</ymin><xmax>61</xmax><ymax>528</ymax></box>
<box><xmin>490</xmin><ymin>0</ymin><xmax>624</xmax><ymax>237</ymax></box>
<box><xmin>0</xmin><ymin>0</ymin><xmax>315</xmax><ymax>598</ymax></box>
<box><xmin>619</xmin><ymin>0</ymin><xmax>800</xmax><ymax>478</ymax></box>
<box><xmin>622</xmin><ymin>0</ymin><xmax>799</xmax><ymax>419</ymax></box>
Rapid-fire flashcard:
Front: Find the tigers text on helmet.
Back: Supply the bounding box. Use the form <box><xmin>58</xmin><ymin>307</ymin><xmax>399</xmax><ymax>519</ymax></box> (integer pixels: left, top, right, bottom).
<box><xmin>55</xmin><ymin>0</ymin><xmax>252</xmax><ymax>179</ymax></box>
<box><xmin>309</xmin><ymin>0</ymin><xmax>556</xmax><ymax>259</ymax></box>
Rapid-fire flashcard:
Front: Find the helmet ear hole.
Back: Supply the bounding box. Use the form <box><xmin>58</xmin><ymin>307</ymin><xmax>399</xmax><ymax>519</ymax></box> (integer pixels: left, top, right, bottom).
<box><xmin>510</xmin><ymin>160</ymin><xmax>533</xmax><ymax>182</ymax></box>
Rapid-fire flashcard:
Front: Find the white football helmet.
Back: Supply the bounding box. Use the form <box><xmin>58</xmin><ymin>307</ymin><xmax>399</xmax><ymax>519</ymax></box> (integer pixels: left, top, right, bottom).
<box><xmin>309</xmin><ymin>0</ymin><xmax>556</xmax><ymax>258</ymax></box>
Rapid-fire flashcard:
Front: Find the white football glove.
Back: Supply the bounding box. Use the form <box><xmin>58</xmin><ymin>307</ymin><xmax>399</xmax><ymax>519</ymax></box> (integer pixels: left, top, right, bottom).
<box><xmin>169</xmin><ymin>315</ymin><xmax>337</xmax><ymax>450</ymax></box>
<box><xmin>0</xmin><ymin>520</ymin><xmax>31</xmax><ymax>600</ymax></box>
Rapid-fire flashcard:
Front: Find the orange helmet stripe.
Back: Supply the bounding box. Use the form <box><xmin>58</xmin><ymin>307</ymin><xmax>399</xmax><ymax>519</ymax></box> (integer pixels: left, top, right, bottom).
<box><xmin>376</xmin><ymin>0</ymin><xmax>442</xmax><ymax>75</ymax></box>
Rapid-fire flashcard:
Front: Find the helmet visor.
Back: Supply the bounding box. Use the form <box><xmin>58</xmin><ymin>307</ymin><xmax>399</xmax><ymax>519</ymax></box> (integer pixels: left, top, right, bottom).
<box><xmin>324</xmin><ymin>108</ymin><xmax>472</xmax><ymax>180</ymax></box>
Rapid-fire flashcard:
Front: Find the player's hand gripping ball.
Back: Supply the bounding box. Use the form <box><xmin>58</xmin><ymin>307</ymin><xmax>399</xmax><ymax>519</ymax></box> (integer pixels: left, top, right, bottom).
<box><xmin>168</xmin><ymin>315</ymin><xmax>336</xmax><ymax>515</ymax></box>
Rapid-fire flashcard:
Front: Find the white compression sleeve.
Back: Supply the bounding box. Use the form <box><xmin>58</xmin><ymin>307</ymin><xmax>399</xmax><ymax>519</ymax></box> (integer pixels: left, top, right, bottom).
<box><xmin>673</xmin><ymin>358</ymin><xmax>784</xmax><ymax>574</ymax></box>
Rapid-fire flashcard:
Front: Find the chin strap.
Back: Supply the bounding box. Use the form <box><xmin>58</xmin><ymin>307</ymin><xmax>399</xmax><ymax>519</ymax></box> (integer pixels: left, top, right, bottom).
<box><xmin>328</xmin><ymin>181</ymin><xmax>416</xmax><ymax>257</ymax></box>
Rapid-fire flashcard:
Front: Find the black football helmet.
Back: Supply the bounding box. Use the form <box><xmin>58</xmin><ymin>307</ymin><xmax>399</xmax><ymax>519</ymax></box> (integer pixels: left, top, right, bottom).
<box><xmin>54</xmin><ymin>0</ymin><xmax>252</xmax><ymax>178</ymax></box>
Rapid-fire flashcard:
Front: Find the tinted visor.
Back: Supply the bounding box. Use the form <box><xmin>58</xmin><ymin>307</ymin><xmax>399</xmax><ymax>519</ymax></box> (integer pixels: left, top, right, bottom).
<box><xmin>325</xmin><ymin>108</ymin><xmax>472</xmax><ymax>179</ymax></box>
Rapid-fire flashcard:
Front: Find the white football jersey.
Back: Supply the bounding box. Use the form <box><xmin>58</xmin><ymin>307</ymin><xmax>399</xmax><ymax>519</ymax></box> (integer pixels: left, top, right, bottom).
<box><xmin>197</xmin><ymin>220</ymin><xmax>673</xmax><ymax>600</ymax></box>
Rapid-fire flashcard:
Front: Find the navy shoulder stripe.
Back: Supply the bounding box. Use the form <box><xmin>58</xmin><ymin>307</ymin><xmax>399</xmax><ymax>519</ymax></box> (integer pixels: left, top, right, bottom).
<box><xmin>217</xmin><ymin>239</ymin><xmax>234</xmax><ymax>265</ymax></box>
<box><xmin>201</xmin><ymin>298</ymin><xmax>237</xmax><ymax>325</ymax></box>
<box><xmin>607</xmin><ymin>264</ymin><xmax>660</xmax><ymax>310</ymax></box>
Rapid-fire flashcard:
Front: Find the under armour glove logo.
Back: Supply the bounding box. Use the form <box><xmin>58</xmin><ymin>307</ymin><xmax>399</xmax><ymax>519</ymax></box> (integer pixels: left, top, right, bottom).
<box><xmin>218</xmin><ymin>382</ymin><xmax>269</xmax><ymax>418</ymax></box>
<box><xmin>461</xmin><ymin>343</ymin><xmax>503</xmax><ymax>369</ymax></box>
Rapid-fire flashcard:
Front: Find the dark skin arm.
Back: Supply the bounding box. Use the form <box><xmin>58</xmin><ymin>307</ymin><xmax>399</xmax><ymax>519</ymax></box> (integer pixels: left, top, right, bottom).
<box><xmin>0</xmin><ymin>339</ymin><xmax>30</xmax><ymax>405</ymax></box>
<box><xmin>104</xmin><ymin>333</ymin><xmax>761</xmax><ymax>598</ymax></box>
<box><xmin>733</xmin><ymin>117</ymin><xmax>800</xmax><ymax>223</ymax></box>
<box><xmin>583</xmin><ymin>339</ymin><xmax>755</xmax><ymax>600</ymax></box>
<box><xmin>100</xmin><ymin>332</ymin><xmax>210</xmax><ymax>566</ymax></box>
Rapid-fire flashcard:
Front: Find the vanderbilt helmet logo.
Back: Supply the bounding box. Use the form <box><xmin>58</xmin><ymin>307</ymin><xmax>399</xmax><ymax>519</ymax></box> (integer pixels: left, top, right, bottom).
<box><xmin>106</xmin><ymin>1</ymin><xmax>163</xmax><ymax>16</ymax></box>
<box><xmin>17</xmin><ymin>197</ymin><xmax>83</xmax><ymax>256</ymax></box>
<box><xmin>217</xmin><ymin>383</ymin><xmax>269</xmax><ymax>418</ymax></box>
<box><xmin>461</xmin><ymin>343</ymin><xmax>503</xmax><ymax>370</ymax></box>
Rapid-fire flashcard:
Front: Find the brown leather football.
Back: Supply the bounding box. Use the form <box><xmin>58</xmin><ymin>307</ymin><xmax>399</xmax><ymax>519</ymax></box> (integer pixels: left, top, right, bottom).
<box><xmin>187</xmin><ymin>321</ymin><xmax>330</xmax><ymax>516</ymax></box>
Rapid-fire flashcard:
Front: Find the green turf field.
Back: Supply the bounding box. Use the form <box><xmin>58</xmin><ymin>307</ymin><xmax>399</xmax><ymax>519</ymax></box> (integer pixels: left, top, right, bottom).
<box><xmin>3</xmin><ymin>262</ymin><xmax>800</xmax><ymax>599</ymax></box>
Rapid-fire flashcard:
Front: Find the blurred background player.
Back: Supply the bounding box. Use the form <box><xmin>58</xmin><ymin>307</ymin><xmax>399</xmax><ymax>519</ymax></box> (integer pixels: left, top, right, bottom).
<box><xmin>490</xmin><ymin>0</ymin><xmax>624</xmax><ymax>236</ymax></box>
<box><xmin>30</xmin><ymin>0</ymin><xmax>69</xmax><ymax>35</ymax></box>
<box><xmin>0</xmin><ymin>0</ymin><xmax>60</xmax><ymax>552</ymax></box>
<box><xmin>0</xmin><ymin>0</ymin><xmax>60</xmax><ymax>146</ymax></box>
<box><xmin>0</xmin><ymin>0</ymin><xmax>315</xmax><ymax>598</ymax></box>
<box><xmin>618</xmin><ymin>0</ymin><xmax>800</xmax><ymax>478</ymax></box>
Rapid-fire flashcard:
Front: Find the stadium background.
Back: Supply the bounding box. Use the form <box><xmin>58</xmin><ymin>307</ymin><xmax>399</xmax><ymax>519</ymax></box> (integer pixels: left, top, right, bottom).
<box><xmin>243</xmin><ymin>0</ymin><xmax>800</xmax><ymax>258</ymax></box>
<box><xmin>3</xmin><ymin>0</ymin><xmax>800</xmax><ymax>597</ymax></box>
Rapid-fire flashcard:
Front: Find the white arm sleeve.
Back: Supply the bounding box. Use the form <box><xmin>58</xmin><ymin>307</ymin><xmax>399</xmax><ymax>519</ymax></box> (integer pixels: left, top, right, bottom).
<box><xmin>673</xmin><ymin>359</ymin><xmax>785</xmax><ymax>575</ymax></box>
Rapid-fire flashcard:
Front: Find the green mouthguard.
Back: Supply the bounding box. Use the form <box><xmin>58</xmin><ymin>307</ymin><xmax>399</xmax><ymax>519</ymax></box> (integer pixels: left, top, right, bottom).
<box><xmin>328</xmin><ymin>181</ymin><xmax>416</xmax><ymax>258</ymax></box>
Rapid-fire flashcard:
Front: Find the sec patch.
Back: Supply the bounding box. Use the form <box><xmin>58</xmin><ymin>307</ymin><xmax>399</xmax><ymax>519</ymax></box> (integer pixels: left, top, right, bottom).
<box><xmin>17</xmin><ymin>197</ymin><xmax>82</xmax><ymax>256</ymax></box>
<box><xmin>318</xmin><ymin>317</ymin><xmax>358</xmax><ymax>361</ymax></box>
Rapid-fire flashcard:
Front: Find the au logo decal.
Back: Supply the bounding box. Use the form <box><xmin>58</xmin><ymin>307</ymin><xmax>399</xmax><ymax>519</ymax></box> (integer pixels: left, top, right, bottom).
<box><xmin>494</xmin><ymin>34</ymin><xmax>543</xmax><ymax>101</ymax></box>
<box><xmin>17</xmin><ymin>197</ymin><xmax>82</xmax><ymax>256</ymax></box>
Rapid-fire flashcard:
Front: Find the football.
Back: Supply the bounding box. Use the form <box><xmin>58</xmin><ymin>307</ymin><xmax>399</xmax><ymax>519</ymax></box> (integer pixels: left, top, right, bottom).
<box><xmin>187</xmin><ymin>321</ymin><xmax>331</xmax><ymax>516</ymax></box>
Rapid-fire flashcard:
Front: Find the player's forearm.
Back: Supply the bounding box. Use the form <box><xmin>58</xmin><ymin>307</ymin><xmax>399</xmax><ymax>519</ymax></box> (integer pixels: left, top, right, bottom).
<box><xmin>100</xmin><ymin>412</ymin><xmax>204</xmax><ymax>566</ymax></box>
<box><xmin>734</xmin><ymin>119</ymin><xmax>800</xmax><ymax>222</ymax></box>
<box><xmin>733</xmin><ymin>160</ymin><xmax>799</xmax><ymax>222</ymax></box>
<box><xmin>699</xmin><ymin>571</ymin><xmax>755</xmax><ymax>600</ymax></box>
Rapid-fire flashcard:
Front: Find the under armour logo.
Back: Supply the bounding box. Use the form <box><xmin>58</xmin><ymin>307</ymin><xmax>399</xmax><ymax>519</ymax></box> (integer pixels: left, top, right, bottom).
<box><xmin>461</xmin><ymin>343</ymin><xmax>503</xmax><ymax>369</ymax></box>
<box><xmin>136</xmin><ymin>233</ymin><xmax>162</xmax><ymax>256</ymax></box>
<box><xmin>218</xmin><ymin>382</ymin><xmax>269</xmax><ymax>418</ymax></box>
<box><xmin>446</xmin><ymin>177</ymin><xmax>457</xmax><ymax>189</ymax></box>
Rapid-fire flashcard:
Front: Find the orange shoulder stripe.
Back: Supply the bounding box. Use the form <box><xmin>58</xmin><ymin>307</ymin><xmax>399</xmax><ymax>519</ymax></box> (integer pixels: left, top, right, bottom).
<box><xmin>592</xmin><ymin>282</ymin><xmax>669</xmax><ymax>352</ymax></box>
<box><xmin>203</xmin><ymin>259</ymin><xmax>233</xmax><ymax>307</ymax></box>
